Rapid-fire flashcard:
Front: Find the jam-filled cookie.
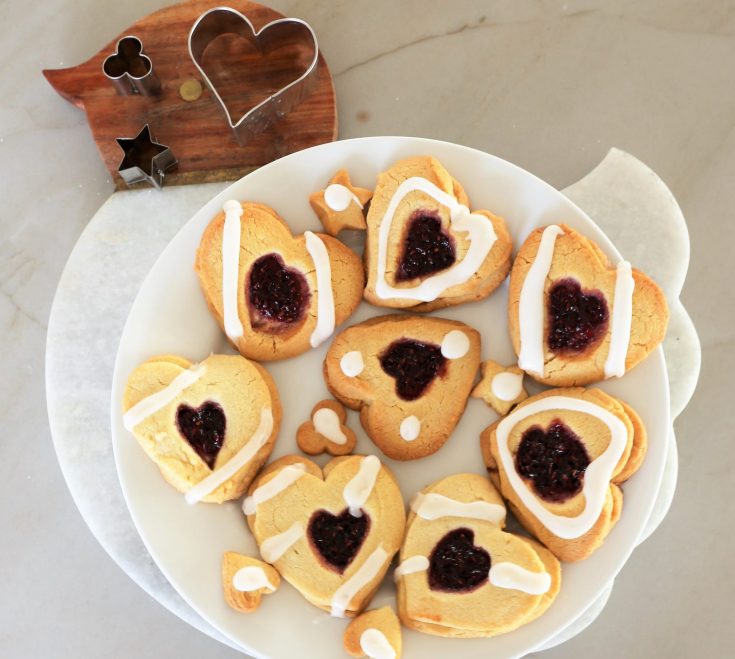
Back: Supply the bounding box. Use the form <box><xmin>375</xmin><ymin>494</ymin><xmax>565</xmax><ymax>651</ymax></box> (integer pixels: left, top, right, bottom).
<box><xmin>243</xmin><ymin>455</ymin><xmax>405</xmax><ymax>617</ymax></box>
<box><xmin>480</xmin><ymin>387</ymin><xmax>647</xmax><ymax>561</ymax></box>
<box><xmin>363</xmin><ymin>156</ymin><xmax>512</xmax><ymax>311</ymax></box>
<box><xmin>508</xmin><ymin>223</ymin><xmax>668</xmax><ymax>386</ymax></box>
<box><xmin>344</xmin><ymin>606</ymin><xmax>402</xmax><ymax>659</ymax></box>
<box><xmin>395</xmin><ymin>474</ymin><xmax>561</xmax><ymax>638</ymax></box>
<box><xmin>195</xmin><ymin>200</ymin><xmax>364</xmax><ymax>361</ymax></box>
<box><xmin>222</xmin><ymin>552</ymin><xmax>280</xmax><ymax>613</ymax></box>
<box><xmin>310</xmin><ymin>169</ymin><xmax>373</xmax><ymax>236</ymax></box>
<box><xmin>324</xmin><ymin>315</ymin><xmax>481</xmax><ymax>460</ymax></box>
<box><xmin>122</xmin><ymin>353</ymin><xmax>281</xmax><ymax>504</ymax></box>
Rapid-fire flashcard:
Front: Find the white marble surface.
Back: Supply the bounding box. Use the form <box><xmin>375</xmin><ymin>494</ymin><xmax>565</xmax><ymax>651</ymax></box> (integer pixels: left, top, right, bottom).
<box><xmin>3</xmin><ymin>0</ymin><xmax>733</xmax><ymax>657</ymax></box>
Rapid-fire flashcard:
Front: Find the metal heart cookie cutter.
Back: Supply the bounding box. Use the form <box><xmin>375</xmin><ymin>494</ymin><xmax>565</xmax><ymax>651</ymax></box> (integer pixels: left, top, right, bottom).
<box><xmin>188</xmin><ymin>6</ymin><xmax>320</xmax><ymax>145</ymax></box>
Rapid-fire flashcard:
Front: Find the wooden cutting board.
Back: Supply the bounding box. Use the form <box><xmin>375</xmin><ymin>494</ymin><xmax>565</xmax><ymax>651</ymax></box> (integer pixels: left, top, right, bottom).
<box><xmin>43</xmin><ymin>0</ymin><xmax>337</xmax><ymax>188</ymax></box>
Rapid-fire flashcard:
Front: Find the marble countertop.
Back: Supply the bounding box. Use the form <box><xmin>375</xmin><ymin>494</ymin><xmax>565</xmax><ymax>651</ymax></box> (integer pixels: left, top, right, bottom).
<box><xmin>3</xmin><ymin>0</ymin><xmax>733</xmax><ymax>657</ymax></box>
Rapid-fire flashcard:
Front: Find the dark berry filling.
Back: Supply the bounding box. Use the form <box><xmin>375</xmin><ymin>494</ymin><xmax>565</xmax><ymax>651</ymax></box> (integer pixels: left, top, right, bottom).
<box><xmin>395</xmin><ymin>211</ymin><xmax>456</xmax><ymax>282</ymax></box>
<box><xmin>308</xmin><ymin>508</ymin><xmax>370</xmax><ymax>573</ymax></box>
<box><xmin>247</xmin><ymin>253</ymin><xmax>310</xmax><ymax>329</ymax></box>
<box><xmin>428</xmin><ymin>528</ymin><xmax>490</xmax><ymax>592</ymax></box>
<box><xmin>547</xmin><ymin>278</ymin><xmax>609</xmax><ymax>354</ymax></box>
<box><xmin>515</xmin><ymin>419</ymin><xmax>591</xmax><ymax>502</ymax></box>
<box><xmin>379</xmin><ymin>339</ymin><xmax>447</xmax><ymax>401</ymax></box>
<box><xmin>176</xmin><ymin>402</ymin><xmax>226</xmax><ymax>470</ymax></box>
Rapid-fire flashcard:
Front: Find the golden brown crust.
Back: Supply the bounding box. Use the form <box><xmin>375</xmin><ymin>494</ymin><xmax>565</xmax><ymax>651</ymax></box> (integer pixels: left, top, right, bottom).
<box><xmin>479</xmin><ymin>387</ymin><xmax>645</xmax><ymax>561</ymax></box>
<box><xmin>324</xmin><ymin>314</ymin><xmax>481</xmax><ymax>460</ymax></box>
<box><xmin>222</xmin><ymin>552</ymin><xmax>280</xmax><ymax>613</ymax></box>
<box><xmin>296</xmin><ymin>399</ymin><xmax>357</xmax><ymax>456</ymax></box>
<box><xmin>508</xmin><ymin>223</ymin><xmax>669</xmax><ymax>386</ymax></box>
<box><xmin>343</xmin><ymin>606</ymin><xmax>402</xmax><ymax>658</ymax></box>
<box><xmin>195</xmin><ymin>201</ymin><xmax>364</xmax><ymax>361</ymax></box>
<box><xmin>363</xmin><ymin>156</ymin><xmax>512</xmax><ymax>311</ymax></box>
<box><xmin>309</xmin><ymin>169</ymin><xmax>373</xmax><ymax>236</ymax></box>
<box><xmin>471</xmin><ymin>360</ymin><xmax>528</xmax><ymax>416</ymax></box>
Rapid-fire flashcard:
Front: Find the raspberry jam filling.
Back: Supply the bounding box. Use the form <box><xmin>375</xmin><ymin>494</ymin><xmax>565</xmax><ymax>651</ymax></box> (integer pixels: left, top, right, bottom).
<box><xmin>547</xmin><ymin>278</ymin><xmax>609</xmax><ymax>354</ymax></box>
<box><xmin>428</xmin><ymin>528</ymin><xmax>490</xmax><ymax>592</ymax></box>
<box><xmin>379</xmin><ymin>339</ymin><xmax>447</xmax><ymax>401</ymax></box>
<box><xmin>515</xmin><ymin>419</ymin><xmax>591</xmax><ymax>502</ymax></box>
<box><xmin>247</xmin><ymin>253</ymin><xmax>310</xmax><ymax>330</ymax></box>
<box><xmin>308</xmin><ymin>508</ymin><xmax>370</xmax><ymax>573</ymax></box>
<box><xmin>395</xmin><ymin>211</ymin><xmax>456</xmax><ymax>282</ymax></box>
<box><xmin>176</xmin><ymin>401</ymin><xmax>226</xmax><ymax>470</ymax></box>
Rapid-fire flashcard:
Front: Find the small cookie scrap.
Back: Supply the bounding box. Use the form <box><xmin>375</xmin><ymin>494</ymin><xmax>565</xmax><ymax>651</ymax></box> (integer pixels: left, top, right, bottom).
<box><xmin>296</xmin><ymin>400</ymin><xmax>357</xmax><ymax>456</ymax></box>
<box><xmin>472</xmin><ymin>360</ymin><xmax>528</xmax><ymax>416</ymax></box>
<box><xmin>310</xmin><ymin>170</ymin><xmax>373</xmax><ymax>236</ymax></box>
<box><xmin>344</xmin><ymin>606</ymin><xmax>402</xmax><ymax>659</ymax></box>
<box><xmin>222</xmin><ymin>552</ymin><xmax>280</xmax><ymax>613</ymax></box>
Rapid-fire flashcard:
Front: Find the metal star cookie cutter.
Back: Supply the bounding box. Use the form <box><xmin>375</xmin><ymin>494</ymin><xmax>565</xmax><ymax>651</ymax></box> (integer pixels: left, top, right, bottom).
<box><xmin>102</xmin><ymin>36</ymin><xmax>161</xmax><ymax>96</ymax></box>
<box><xmin>188</xmin><ymin>6</ymin><xmax>320</xmax><ymax>145</ymax></box>
<box><xmin>115</xmin><ymin>124</ymin><xmax>177</xmax><ymax>190</ymax></box>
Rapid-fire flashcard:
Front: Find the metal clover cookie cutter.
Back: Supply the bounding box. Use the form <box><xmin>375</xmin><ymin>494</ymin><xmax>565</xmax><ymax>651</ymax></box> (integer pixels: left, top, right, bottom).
<box><xmin>188</xmin><ymin>6</ymin><xmax>320</xmax><ymax>145</ymax></box>
<box><xmin>102</xmin><ymin>36</ymin><xmax>161</xmax><ymax>96</ymax></box>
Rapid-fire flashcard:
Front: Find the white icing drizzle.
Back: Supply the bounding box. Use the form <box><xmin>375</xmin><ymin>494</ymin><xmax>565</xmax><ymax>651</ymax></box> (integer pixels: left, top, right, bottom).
<box><xmin>496</xmin><ymin>396</ymin><xmax>628</xmax><ymax>539</ymax></box>
<box><xmin>604</xmin><ymin>260</ymin><xmax>635</xmax><ymax>378</ymax></box>
<box><xmin>304</xmin><ymin>231</ymin><xmax>336</xmax><ymax>348</ymax></box>
<box><xmin>489</xmin><ymin>562</ymin><xmax>551</xmax><ymax>595</ymax></box>
<box><xmin>491</xmin><ymin>371</ymin><xmax>524</xmax><ymax>402</ymax></box>
<box><xmin>242</xmin><ymin>463</ymin><xmax>306</xmax><ymax>515</ymax></box>
<box><xmin>411</xmin><ymin>492</ymin><xmax>506</xmax><ymax>525</ymax></box>
<box><xmin>340</xmin><ymin>351</ymin><xmax>364</xmax><ymax>377</ymax></box>
<box><xmin>232</xmin><ymin>566</ymin><xmax>276</xmax><ymax>592</ymax></box>
<box><xmin>123</xmin><ymin>363</ymin><xmax>206</xmax><ymax>431</ymax></box>
<box><xmin>185</xmin><ymin>407</ymin><xmax>273</xmax><ymax>504</ymax></box>
<box><xmin>376</xmin><ymin>177</ymin><xmax>497</xmax><ymax>301</ymax></box>
<box><xmin>360</xmin><ymin>628</ymin><xmax>396</xmax><ymax>659</ymax></box>
<box><xmin>393</xmin><ymin>555</ymin><xmax>429</xmax><ymax>581</ymax></box>
<box><xmin>324</xmin><ymin>183</ymin><xmax>363</xmax><ymax>212</ymax></box>
<box><xmin>260</xmin><ymin>522</ymin><xmax>304</xmax><ymax>563</ymax></box>
<box><xmin>518</xmin><ymin>225</ymin><xmax>564</xmax><ymax>376</ymax></box>
<box><xmin>343</xmin><ymin>455</ymin><xmax>381</xmax><ymax>516</ymax></box>
<box><xmin>440</xmin><ymin>330</ymin><xmax>470</xmax><ymax>359</ymax></box>
<box><xmin>330</xmin><ymin>545</ymin><xmax>388</xmax><ymax>617</ymax></box>
<box><xmin>222</xmin><ymin>200</ymin><xmax>244</xmax><ymax>342</ymax></box>
<box><xmin>313</xmin><ymin>408</ymin><xmax>347</xmax><ymax>445</ymax></box>
<box><xmin>399</xmin><ymin>416</ymin><xmax>420</xmax><ymax>442</ymax></box>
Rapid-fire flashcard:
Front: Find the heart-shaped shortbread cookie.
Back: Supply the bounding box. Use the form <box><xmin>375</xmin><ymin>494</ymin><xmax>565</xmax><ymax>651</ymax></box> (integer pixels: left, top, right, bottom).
<box><xmin>244</xmin><ymin>455</ymin><xmax>405</xmax><ymax>617</ymax></box>
<box><xmin>196</xmin><ymin>201</ymin><xmax>364</xmax><ymax>361</ymax></box>
<box><xmin>480</xmin><ymin>387</ymin><xmax>647</xmax><ymax>561</ymax></box>
<box><xmin>324</xmin><ymin>315</ymin><xmax>481</xmax><ymax>460</ymax></box>
<box><xmin>122</xmin><ymin>353</ymin><xmax>281</xmax><ymax>503</ymax></box>
<box><xmin>395</xmin><ymin>474</ymin><xmax>561</xmax><ymax>638</ymax></box>
<box><xmin>508</xmin><ymin>223</ymin><xmax>669</xmax><ymax>386</ymax></box>
<box><xmin>363</xmin><ymin>156</ymin><xmax>512</xmax><ymax>311</ymax></box>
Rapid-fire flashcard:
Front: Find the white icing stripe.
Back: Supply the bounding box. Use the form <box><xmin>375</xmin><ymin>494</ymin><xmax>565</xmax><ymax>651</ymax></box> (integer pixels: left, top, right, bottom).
<box><xmin>232</xmin><ymin>566</ymin><xmax>276</xmax><ymax>592</ymax></box>
<box><xmin>604</xmin><ymin>260</ymin><xmax>635</xmax><ymax>378</ymax></box>
<box><xmin>489</xmin><ymin>562</ymin><xmax>551</xmax><ymax>595</ymax></box>
<box><xmin>313</xmin><ymin>408</ymin><xmax>347</xmax><ymax>444</ymax></box>
<box><xmin>360</xmin><ymin>628</ymin><xmax>396</xmax><ymax>659</ymax></box>
<box><xmin>222</xmin><ymin>200</ymin><xmax>244</xmax><ymax>342</ymax></box>
<box><xmin>123</xmin><ymin>363</ymin><xmax>205</xmax><ymax>431</ymax></box>
<box><xmin>340</xmin><ymin>351</ymin><xmax>364</xmax><ymax>377</ymax></box>
<box><xmin>518</xmin><ymin>225</ymin><xmax>564</xmax><ymax>376</ymax></box>
<box><xmin>496</xmin><ymin>396</ymin><xmax>628</xmax><ymax>539</ymax></box>
<box><xmin>491</xmin><ymin>371</ymin><xmax>524</xmax><ymax>402</ymax></box>
<box><xmin>330</xmin><ymin>545</ymin><xmax>388</xmax><ymax>617</ymax></box>
<box><xmin>185</xmin><ymin>407</ymin><xmax>273</xmax><ymax>504</ymax></box>
<box><xmin>242</xmin><ymin>463</ymin><xmax>306</xmax><ymax>515</ymax></box>
<box><xmin>324</xmin><ymin>183</ymin><xmax>363</xmax><ymax>212</ymax></box>
<box><xmin>304</xmin><ymin>231</ymin><xmax>336</xmax><ymax>348</ymax></box>
<box><xmin>260</xmin><ymin>522</ymin><xmax>304</xmax><ymax>563</ymax></box>
<box><xmin>399</xmin><ymin>415</ymin><xmax>420</xmax><ymax>442</ymax></box>
<box><xmin>411</xmin><ymin>492</ymin><xmax>506</xmax><ymax>525</ymax></box>
<box><xmin>376</xmin><ymin>177</ymin><xmax>497</xmax><ymax>302</ymax></box>
<box><xmin>440</xmin><ymin>330</ymin><xmax>470</xmax><ymax>359</ymax></box>
<box><xmin>393</xmin><ymin>555</ymin><xmax>429</xmax><ymax>581</ymax></box>
<box><xmin>343</xmin><ymin>455</ymin><xmax>381</xmax><ymax>517</ymax></box>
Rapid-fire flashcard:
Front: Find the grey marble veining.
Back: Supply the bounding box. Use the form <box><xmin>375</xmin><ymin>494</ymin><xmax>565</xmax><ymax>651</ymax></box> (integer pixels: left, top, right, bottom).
<box><xmin>2</xmin><ymin>1</ymin><xmax>733</xmax><ymax>658</ymax></box>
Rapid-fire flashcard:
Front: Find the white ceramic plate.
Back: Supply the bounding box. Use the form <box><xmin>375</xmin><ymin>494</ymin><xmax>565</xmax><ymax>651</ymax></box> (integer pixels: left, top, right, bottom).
<box><xmin>111</xmin><ymin>137</ymin><xmax>669</xmax><ymax>659</ymax></box>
